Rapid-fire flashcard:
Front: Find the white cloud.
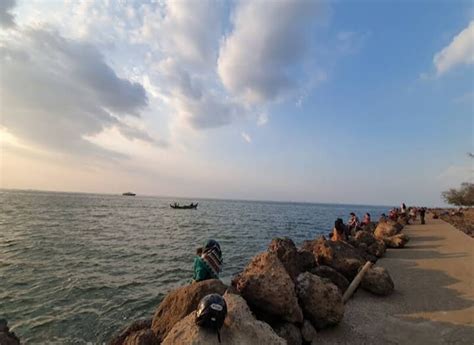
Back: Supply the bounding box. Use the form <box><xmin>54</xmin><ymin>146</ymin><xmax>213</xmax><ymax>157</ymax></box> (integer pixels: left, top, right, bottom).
<box><xmin>434</xmin><ymin>21</ymin><xmax>474</xmax><ymax>75</ymax></box>
<box><xmin>257</xmin><ymin>112</ymin><xmax>269</xmax><ymax>126</ymax></box>
<box><xmin>0</xmin><ymin>27</ymin><xmax>163</xmax><ymax>158</ymax></box>
<box><xmin>218</xmin><ymin>0</ymin><xmax>323</xmax><ymax>105</ymax></box>
<box><xmin>241</xmin><ymin>132</ymin><xmax>252</xmax><ymax>143</ymax></box>
<box><xmin>4</xmin><ymin>0</ymin><xmax>330</xmax><ymax>148</ymax></box>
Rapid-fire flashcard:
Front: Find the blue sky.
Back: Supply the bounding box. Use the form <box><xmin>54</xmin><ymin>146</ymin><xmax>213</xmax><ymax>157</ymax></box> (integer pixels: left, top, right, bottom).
<box><xmin>0</xmin><ymin>0</ymin><xmax>472</xmax><ymax>206</ymax></box>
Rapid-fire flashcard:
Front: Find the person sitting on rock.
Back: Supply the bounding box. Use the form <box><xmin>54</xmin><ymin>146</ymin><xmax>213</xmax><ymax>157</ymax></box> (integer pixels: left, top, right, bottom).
<box><xmin>331</xmin><ymin>218</ymin><xmax>347</xmax><ymax>242</ymax></box>
<box><xmin>361</xmin><ymin>213</ymin><xmax>371</xmax><ymax>226</ymax></box>
<box><xmin>379</xmin><ymin>213</ymin><xmax>387</xmax><ymax>222</ymax></box>
<box><xmin>389</xmin><ymin>208</ymin><xmax>398</xmax><ymax>221</ymax></box>
<box><xmin>347</xmin><ymin>212</ymin><xmax>360</xmax><ymax>234</ymax></box>
<box><xmin>193</xmin><ymin>240</ymin><xmax>223</xmax><ymax>282</ymax></box>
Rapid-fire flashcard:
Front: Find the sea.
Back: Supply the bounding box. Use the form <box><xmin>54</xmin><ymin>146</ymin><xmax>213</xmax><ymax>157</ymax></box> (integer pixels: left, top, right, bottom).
<box><xmin>0</xmin><ymin>190</ymin><xmax>392</xmax><ymax>344</ymax></box>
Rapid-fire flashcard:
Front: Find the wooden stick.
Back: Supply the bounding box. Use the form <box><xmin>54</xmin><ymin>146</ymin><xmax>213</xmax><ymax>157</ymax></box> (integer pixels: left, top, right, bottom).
<box><xmin>342</xmin><ymin>261</ymin><xmax>373</xmax><ymax>303</ymax></box>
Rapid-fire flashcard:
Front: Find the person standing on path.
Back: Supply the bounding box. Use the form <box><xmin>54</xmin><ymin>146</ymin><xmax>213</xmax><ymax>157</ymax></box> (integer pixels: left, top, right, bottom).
<box><xmin>419</xmin><ymin>207</ymin><xmax>426</xmax><ymax>225</ymax></box>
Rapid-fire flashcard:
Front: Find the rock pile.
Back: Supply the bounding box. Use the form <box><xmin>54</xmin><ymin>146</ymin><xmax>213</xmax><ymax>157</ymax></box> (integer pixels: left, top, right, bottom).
<box><xmin>374</xmin><ymin>219</ymin><xmax>410</xmax><ymax>248</ymax></box>
<box><xmin>0</xmin><ymin>320</ymin><xmax>20</xmax><ymax>345</ymax></box>
<box><xmin>110</xmin><ymin>219</ymin><xmax>411</xmax><ymax>345</ymax></box>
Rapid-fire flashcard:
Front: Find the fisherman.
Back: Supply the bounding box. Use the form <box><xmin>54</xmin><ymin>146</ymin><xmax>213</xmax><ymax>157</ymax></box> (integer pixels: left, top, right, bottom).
<box><xmin>331</xmin><ymin>218</ymin><xmax>347</xmax><ymax>242</ymax></box>
<box><xmin>193</xmin><ymin>240</ymin><xmax>223</xmax><ymax>282</ymax></box>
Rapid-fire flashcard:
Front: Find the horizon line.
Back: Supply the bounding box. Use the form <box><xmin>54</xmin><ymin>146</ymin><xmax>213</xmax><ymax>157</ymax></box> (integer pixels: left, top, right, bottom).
<box><xmin>0</xmin><ymin>187</ymin><xmax>413</xmax><ymax>208</ymax></box>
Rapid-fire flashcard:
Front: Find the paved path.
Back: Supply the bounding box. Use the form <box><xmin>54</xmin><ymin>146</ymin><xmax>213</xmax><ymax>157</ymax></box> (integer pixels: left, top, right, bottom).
<box><xmin>318</xmin><ymin>216</ymin><xmax>474</xmax><ymax>345</ymax></box>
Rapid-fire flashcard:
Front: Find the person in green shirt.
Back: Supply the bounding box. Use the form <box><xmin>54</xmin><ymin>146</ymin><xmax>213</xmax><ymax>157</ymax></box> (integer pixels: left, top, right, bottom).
<box><xmin>193</xmin><ymin>240</ymin><xmax>223</xmax><ymax>282</ymax></box>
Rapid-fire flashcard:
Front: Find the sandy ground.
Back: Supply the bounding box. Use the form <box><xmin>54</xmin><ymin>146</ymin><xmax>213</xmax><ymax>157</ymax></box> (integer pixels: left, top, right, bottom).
<box><xmin>318</xmin><ymin>216</ymin><xmax>474</xmax><ymax>345</ymax></box>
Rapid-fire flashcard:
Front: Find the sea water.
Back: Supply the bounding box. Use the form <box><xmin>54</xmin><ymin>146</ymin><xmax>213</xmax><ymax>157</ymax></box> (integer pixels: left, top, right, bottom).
<box><xmin>0</xmin><ymin>190</ymin><xmax>391</xmax><ymax>343</ymax></box>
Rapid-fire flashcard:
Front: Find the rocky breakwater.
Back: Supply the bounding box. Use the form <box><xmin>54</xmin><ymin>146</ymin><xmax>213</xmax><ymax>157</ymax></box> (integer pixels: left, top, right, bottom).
<box><xmin>109</xmin><ymin>220</ymin><xmax>410</xmax><ymax>345</ymax></box>
<box><xmin>374</xmin><ymin>219</ymin><xmax>410</xmax><ymax>248</ymax></box>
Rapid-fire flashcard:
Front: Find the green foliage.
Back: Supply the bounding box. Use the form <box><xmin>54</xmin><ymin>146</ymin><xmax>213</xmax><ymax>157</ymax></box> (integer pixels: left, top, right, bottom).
<box><xmin>442</xmin><ymin>182</ymin><xmax>474</xmax><ymax>206</ymax></box>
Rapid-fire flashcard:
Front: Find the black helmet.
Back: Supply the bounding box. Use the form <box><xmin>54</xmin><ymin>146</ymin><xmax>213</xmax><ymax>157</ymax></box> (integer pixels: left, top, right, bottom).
<box><xmin>195</xmin><ymin>294</ymin><xmax>227</xmax><ymax>342</ymax></box>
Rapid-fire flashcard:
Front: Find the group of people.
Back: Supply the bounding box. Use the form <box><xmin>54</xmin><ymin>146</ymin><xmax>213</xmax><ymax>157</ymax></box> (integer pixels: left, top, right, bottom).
<box><xmin>386</xmin><ymin>203</ymin><xmax>426</xmax><ymax>224</ymax></box>
<box><xmin>331</xmin><ymin>212</ymin><xmax>371</xmax><ymax>242</ymax></box>
<box><xmin>192</xmin><ymin>203</ymin><xmax>428</xmax><ymax>282</ymax></box>
<box><xmin>331</xmin><ymin>203</ymin><xmax>427</xmax><ymax>243</ymax></box>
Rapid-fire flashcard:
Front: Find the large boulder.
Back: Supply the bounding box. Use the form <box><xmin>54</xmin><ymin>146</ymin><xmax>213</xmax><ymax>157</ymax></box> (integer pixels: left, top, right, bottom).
<box><xmin>267</xmin><ymin>238</ymin><xmax>299</xmax><ymax>280</ymax></box>
<box><xmin>354</xmin><ymin>231</ymin><xmax>376</xmax><ymax>246</ymax></box>
<box><xmin>374</xmin><ymin>221</ymin><xmax>402</xmax><ymax>239</ymax></box>
<box><xmin>232</xmin><ymin>252</ymin><xmax>303</xmax><ymax>323</ymax></box>
<box><xmin>361</xmin><ymin>266</ymin><xmax>394</xmax><ymax>296</ymax></box>
<box><xmin>300</xmin><ymin>319</ymin><xmax>317</xmax><ymax>343</ymax></box>
<box><xmin>297</xmin><ymin>249</ymin><xmax>317</xmax><ymax>273</ymax></box>
<box><xmin>122</xmin><ymin>330</ymin><xmax>158</xmax><ymax>345</ymax></box>
<box><xmin>367</xmin><ymin>240</ymin><xmax>386</xmax><ymax>258</ymax></box>
<box><xmin>151</xmin><ymin>279</ymin><xmax>227</xmax><ymax>342</ymax></box>
<box><xmin>268</xmin><ymin>238</ymin><xmax>317</xmax><ymax>280</ymax></box>
<box><xmin>357</xmin><ymin>246</ymin><xmax>378</xmax><ymax>264</ymax></box>
<box><xmin>109</xmin><ymin>319</ymin><xmax>156</xmax><ymax>345</ymax></box>
<box><xmin>296</xmin><ymin>272</ymin><xmax>344</xmax><ymax>329</ymax></box>
<box><xmin>360</xmin><ymin>222</ymin><xmax>377</xmax><ymax>233</ymax></box>
<box><xmin>398</xmin><ymin>216</ymin><xmax>409</xmax><ymax>225</ymax></box>
<box><xmin>162</xmin><ymin>292</ymin><xmax>286</xmax><ymax>345</ymax></box>
<box><xmin>303</xmin><ymin>236</ymin><xmax>365</xmax><ymax>280</ymax></box>
<box><xmin>0</xmin><ymin>319</ymin><xmax>20</xmax><ymax>345</ymax></box>
<box><xmin>273</xmin><ymin>323</ymin><xmax>302</xmax><ymax>345</ymax></box>
<box><xmin>310</xmin><ymin>265</ymin><xmax>349</xmax><ymax>293</ymax></box>
<box><xmin>384</xmin><ymin>233</ymin><xmax>410</xmax><ymax>248</ymax></box>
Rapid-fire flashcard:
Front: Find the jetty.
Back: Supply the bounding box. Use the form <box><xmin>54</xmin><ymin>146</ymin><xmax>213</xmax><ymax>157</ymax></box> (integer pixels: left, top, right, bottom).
<box><xmin>84</xmin><ymin>213</ymin><xmax>474</xmax><ymax>345</ymax></box>
<box><xmin>318</xmin><ymin>215</ymin><xmax>474</xmax><ymax>344</ymax></box>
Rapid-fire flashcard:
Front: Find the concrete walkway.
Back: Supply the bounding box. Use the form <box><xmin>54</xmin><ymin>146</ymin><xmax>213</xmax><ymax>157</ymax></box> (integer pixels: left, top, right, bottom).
<box><xmin>318</xmin><ymin>216</ymin><xmax>474</xmax><ymax>345</ymax></box>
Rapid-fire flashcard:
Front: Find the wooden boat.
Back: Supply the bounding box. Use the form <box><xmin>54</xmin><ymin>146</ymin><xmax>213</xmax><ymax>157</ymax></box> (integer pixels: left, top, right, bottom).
<box><xmin>170</xmin><ymin>203</ymin><xmax>198</xmax><ymax>209</ymax></box>
<box><xmin>122</xmin><ymin>192</ymin><xmax>136</xmax><ymax>196</ymax></box>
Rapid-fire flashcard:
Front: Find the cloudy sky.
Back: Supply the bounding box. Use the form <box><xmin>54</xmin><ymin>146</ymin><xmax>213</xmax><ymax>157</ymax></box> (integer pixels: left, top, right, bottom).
<box><xmin>0</xmin><ymin>0</ymin><xmax>472</xmax><ymax>206</ymax></box>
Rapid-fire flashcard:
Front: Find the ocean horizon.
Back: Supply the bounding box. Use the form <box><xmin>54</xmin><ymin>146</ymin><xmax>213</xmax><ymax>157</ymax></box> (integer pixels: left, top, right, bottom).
<box><xmin>0</xmin><ymin>188</ymin><xmax>397</xmax><ymax>209</ymax></box>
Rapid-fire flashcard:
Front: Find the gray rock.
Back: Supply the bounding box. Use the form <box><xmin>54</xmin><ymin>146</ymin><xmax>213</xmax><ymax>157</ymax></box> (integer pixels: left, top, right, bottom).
<box><xmin>162</xmin><ymin>292</ymin><xmax>286</xmax><ymax>345</ymax></box>
<box><xmin>151</xmin><ymin>279</ymin><xmax>227</xmax><ymax>342</ymax></box>
<box><xmin>232</xmin><ymin>252</ymin><xmax>303</xmax><ymax>323</ymax></box>
<box><xmin>296</xmin><ymin>272</ymin><xmax>344</xmax><ymax>329</ymax></box>
<box><xmin>361</xmin><ymin>266</ymin><xmax>394</xmax><ymax>296</ymax></box>
<box><xmin>273</xmin><ymin>322</ymin><xmax>302</xmax><ymax>345</ymax></box>
<box><xmin>310</xmin><ymin>265</ymin><xmax>349</xmax><ymax>293</ymax></box>
<box><xmin>300</xmin><ymin>319</ymin><xmax>317</xmax><ymax>343</ymax></box>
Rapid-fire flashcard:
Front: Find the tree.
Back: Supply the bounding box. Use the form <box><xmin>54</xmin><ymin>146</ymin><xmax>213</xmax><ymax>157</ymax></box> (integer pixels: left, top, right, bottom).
<box><xmin>442</xmin><ymin>182</ymin><xmax>474</xmax><ymax>206</ymax></box>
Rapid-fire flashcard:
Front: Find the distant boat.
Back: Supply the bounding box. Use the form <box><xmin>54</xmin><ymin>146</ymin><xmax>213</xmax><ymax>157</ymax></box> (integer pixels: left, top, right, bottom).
<box><xmin>122</xmin><ymin>192</ymin><xmax>136</xmax><ymax>196</ymax></box>
<box><xmin>170</xmin><ymin>202</ymin><xmax>198</xmax><ymax>209</ymax></box>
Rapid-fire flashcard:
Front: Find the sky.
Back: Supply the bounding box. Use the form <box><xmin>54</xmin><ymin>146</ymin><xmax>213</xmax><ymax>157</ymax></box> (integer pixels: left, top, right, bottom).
<box><xmin>0</xmin><ymin>0</ymin><xmax>473</xmax><ymax>206</ymax></box>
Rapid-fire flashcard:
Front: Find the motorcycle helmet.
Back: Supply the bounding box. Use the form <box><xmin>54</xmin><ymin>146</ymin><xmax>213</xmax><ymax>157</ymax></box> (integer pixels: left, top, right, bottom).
<box><xmin>195</xmin><ymin>293</ymin><xmax>227</xmax><ymax>342</ymax></box>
